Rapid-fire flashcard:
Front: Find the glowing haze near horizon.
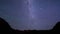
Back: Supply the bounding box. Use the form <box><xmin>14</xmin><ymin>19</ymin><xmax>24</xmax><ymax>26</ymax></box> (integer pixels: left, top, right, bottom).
<box><xmin>0</xmin><ymin>0</ymin><xmax>60</xmax><ymax>30</ymax></box>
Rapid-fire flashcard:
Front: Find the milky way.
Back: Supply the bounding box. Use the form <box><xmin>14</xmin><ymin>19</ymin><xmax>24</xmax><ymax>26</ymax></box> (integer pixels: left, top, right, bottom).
<box><xmin>0</xmin><ymin>0</ymin><xmax>60</xmax><ymax>30</ymax></box>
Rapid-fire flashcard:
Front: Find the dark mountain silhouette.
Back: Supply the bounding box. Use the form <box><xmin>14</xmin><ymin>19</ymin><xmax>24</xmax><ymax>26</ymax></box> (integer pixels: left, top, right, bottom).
<box><xmin>0</xmin><ymin>17</ymin><xmax>23</xmax><ymax>34</ymax></box>
<box><xmin>0</xmin><ymin>17</ymin><xmax>60</xmax><ymax>34</ymax></box>
<box><xmin>0</xmin><ymin>17</ymin><xmax>13</xmax><ymax>33</ymax></box>
<box><xmin>51</xmin><ymin>22</ymin><xmax>60</xmax><ymax>33</ymax></box>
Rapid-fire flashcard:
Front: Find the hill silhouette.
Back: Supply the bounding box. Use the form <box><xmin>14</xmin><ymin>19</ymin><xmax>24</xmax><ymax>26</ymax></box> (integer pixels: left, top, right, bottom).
<box><xmin>51</xmin><ymin>21</ymin><xmax>60</xmax><ymax>33</ymax></box>
<box><xmin>0</xmin><ymin>17</ymin><xmax>60</xmax><ymax>34</ymax></box>
<box><xmin>0</xmin><ymin>17</ymin><xmax>23</xmax><ymax>34</ymax></box>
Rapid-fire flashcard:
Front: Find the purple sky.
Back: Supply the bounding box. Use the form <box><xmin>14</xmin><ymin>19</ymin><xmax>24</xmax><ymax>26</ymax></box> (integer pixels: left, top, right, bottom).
<box><xmin>0</xmin><ymin>0</ymin><xmax>60</xmax><ymax>30</ymax></box>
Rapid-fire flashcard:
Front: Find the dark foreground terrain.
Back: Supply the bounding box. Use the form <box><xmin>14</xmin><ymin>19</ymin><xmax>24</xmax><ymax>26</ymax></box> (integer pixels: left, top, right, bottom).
<box><xmin>0</xmin><ymin>17</ymin><xmax>60</xmax><ymax>34</ymax></box>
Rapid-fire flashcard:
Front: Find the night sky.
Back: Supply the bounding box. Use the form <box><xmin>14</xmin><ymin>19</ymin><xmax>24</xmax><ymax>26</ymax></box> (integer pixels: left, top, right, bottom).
<box><xmin>0</xmin><ymin>0</ymin><xmax>60</xmax><ymax>30</ymax></box>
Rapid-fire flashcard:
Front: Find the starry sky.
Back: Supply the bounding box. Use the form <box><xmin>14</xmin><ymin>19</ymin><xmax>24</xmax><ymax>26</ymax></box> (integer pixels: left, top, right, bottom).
<box><xmin>0</xmin><ymin>0</ymin><xmax>60</xmax><ymax>30</ymax></box>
